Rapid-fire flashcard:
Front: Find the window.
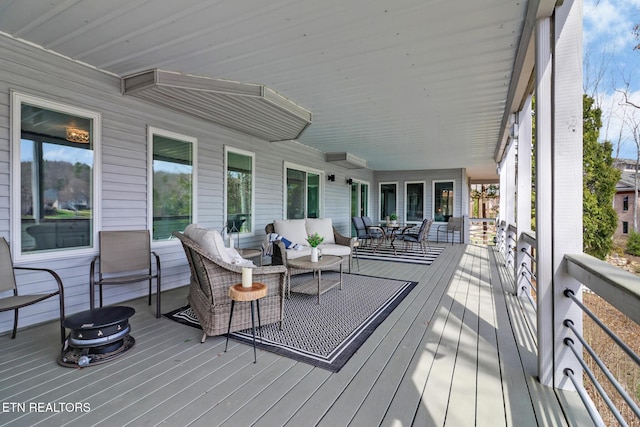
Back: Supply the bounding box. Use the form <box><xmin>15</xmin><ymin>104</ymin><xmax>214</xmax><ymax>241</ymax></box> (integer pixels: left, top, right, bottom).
<box><xmin>405</xmin><ymin>181</ymin><xmax>425</xmax><ymax>223</ymax></box>
<box><xmin>285</xmin><ymin>163</ymin><xmax>322</xmax><ymax>219</ymax></box>
<box><xmin>225</xmin><ymin>147</ymin><xmax>254</xmax><ymax>234</ymax></box>
<box><xmin>623</xmin><ymin>195</ymin><xmax>629</xmax><ymax>212</ymax></box>
<box><xmin>149</xmin><ymin>127</ymin><xmax>196</xmax><ymax>241</ymax></box>
<box><xmin>623</xmin><ymin>221</ymin><xmax>629</xmax><ymax>234</ymax></box>
<box><xmin>379</xmin><ymin>182</ymin><xmax>398</xmax><ymax>219</ymax></box>
<box><xmin>433</xmin><ymin>180</ymin><xmax>455</xmax><ymax>222</ymax></box>
<box><xmin>13</xmin><ymin>92</ymin><xmax>100</xmax><ymax>259</ymax></box>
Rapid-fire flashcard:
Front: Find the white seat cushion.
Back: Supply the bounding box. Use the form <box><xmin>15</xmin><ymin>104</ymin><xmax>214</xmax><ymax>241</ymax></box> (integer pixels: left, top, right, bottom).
<box><xmin>318</xmin><ymin>243</ymin><xmax>351</xmax><ymax>257</ymax></box>
<box><xmin>273</xmin><ymin>219</ymin><xmax>308</xmax><ymax>246</ymax></box>
<box><xmin>305</xmin><ymin>218</ymin><xmax>335</xmax><ymax>244</ymax></box>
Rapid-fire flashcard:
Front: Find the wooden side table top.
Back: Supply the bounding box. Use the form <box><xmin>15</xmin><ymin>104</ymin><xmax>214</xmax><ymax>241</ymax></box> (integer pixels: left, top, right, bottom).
<box><xmin>228</xmin><ymin>283</ymin><xmax>268</xmax><ymax>301</ymax></box>
<box><xmin>286</xmin><ymin>255</ymin><xmax>342</xmax><ymax>270</ymax></box>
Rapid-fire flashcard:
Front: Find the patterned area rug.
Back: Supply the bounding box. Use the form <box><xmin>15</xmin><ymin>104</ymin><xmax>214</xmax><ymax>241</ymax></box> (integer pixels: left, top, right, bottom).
<box><xmin>164</xmin><ymin>272</ymin><xmax>417</xmax><ymax>372</ymax></box>
<box><xmin>355</xmin><ymin>242</ymin><xmax>445</xmax><ymax>265</ymax></box>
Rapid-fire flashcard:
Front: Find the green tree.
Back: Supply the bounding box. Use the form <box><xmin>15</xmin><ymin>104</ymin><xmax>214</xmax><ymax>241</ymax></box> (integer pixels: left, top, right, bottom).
<box><xmin>583</xmin><ymin>94</ymin><xmax>620</xmax><ymax>259</ymax></box>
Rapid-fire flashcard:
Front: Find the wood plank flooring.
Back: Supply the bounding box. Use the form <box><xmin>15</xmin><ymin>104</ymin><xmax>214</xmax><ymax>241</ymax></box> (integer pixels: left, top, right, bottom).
<box><xmin>0</xmin><ymin>244</ymin><xmax>592</xmax><ymax>426</ymax></box>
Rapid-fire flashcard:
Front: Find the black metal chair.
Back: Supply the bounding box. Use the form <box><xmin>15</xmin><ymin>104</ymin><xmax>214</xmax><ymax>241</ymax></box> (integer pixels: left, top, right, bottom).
<box><xmin>0</xmin><ymin>237</ymin><xmax>65</xmax><ymax>343</ymax></box>
<box><xmin>396</xmin><ymin>219</ymin><xmax>433</xmax><ymax>255</ymax></box>
<box><xmin>90</xmin><ymin>230</ymin><xmax>161</xmax><ymax>318</ymax></box>
<box><xmin>362</xmin><ymin>216</ymin><xmax>386</xmax><ymax>251</ymax></box>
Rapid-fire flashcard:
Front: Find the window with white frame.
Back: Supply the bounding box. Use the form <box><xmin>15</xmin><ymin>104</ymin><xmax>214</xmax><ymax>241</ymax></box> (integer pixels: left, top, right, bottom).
<box><xmin>225</xmin><ymin>147</ymin><xmax>254</xmax><ymax>234</ymax></box>
<box><xmin>13</xmin><ymin>92</ymin><xmax>100</xmax><ymax>259</ymax></box>
<box><xmin>433</xmin><ymin>180</ymin><xmax>455</xmax><ymax>222</ymax></box>
<box><xmin>379</xmin><ymin>182</ymin><xmax>398</xmax><ymax>220</ymax></box>
<box><xmin>405</xmin><ymin>181</ymin><xmax>425</xmax><ymax>223</ymax></box>
<box><xmin>285</xmin><ymin>163</ymin><xmax>322</xmax><ymax>219</ymax></box>
<box><xmin>149</xmin><ymin>127</ymin><xmax>196</xmax><ymax>241</ymax></box>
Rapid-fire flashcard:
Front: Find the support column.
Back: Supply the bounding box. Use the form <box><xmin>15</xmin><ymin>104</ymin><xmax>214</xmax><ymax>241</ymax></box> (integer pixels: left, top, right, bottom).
<box><xmin>505</xmin><ymin>139</ymin><xmax>517</xmax><ymax>268</ymax></box>
<box><xmin>535</xmin><ymin>15</ymin><xmax>554</xmax><ymax>388</ymax></box>
<box><xmin>552</xmin><ymin>0</ymin><xmax>583</xmax><ymax>390</ymax></box>
<box><xmin>536</xmin><ymin>0</ymin><xmax>583</xmax><ymax>390</ymax></box>
<box><xmin>516</xmin><ymin>98</ymin><xmax>533</xmax><ymax>297</ymax></box>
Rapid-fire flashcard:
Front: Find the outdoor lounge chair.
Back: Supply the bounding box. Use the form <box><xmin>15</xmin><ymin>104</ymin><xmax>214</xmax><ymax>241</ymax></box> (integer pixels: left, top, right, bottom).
<box><xmin>173</xmin><ymin>231</ymin><xmax>287</xmax><ymax>342</ymax></box>
<box><xmin>90</xmin><ymin>230</ymin><xmax>161</xmax><ymax>318</ymax></box>
<box><xmin>0</xmin><ymin>237</ymin><xmax>66</xmax><ymax>343</ymax></box>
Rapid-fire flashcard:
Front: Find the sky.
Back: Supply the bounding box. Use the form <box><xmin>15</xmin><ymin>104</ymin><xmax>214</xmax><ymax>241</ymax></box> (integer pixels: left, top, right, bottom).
<box><xmin>583</xmin><ymin>0</ymin><xmax>640</xmax><ymax>159</ymax></box>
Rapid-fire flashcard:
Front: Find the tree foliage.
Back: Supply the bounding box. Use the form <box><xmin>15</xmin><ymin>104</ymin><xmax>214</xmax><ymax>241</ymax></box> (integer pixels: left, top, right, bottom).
<box><xmin>583</xmin><ymin>94</ymin><xmax>621</xmax><ymax>259</ymax></box>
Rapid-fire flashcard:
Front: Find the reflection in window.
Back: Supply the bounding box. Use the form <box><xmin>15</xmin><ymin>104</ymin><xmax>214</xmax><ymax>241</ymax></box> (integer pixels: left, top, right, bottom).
<box><xmin>405</xmin><ymin>182</ymin><xmax>425</xmax><ymax>223</ymax></box>
<box><xmin>286</xmin><ymin>166</ymin><xmax>321</xmax><ymax>219</ymax></box>
<box><xmin>434</xmin><ymin>181</ymin><xmax>454</xmax><ymax>222</ymax></box>
<box><xmin>380</xmin><ymin>183</ymin><xmax>397</xmax><ymax>219</ymax></box>
<box><xmin>152</xmin><ymin>131</ymin><xmax>194</xmax><ymax>240</ymax></box>
<box><xmin>19</xmin><ymin>102</ymin><xmax>95</xmax><ymax>254</ymax></box>
<box><xmin>226</xmin><ymin>148</ymin><xmax>253</xmax><ymax>233</ymax></box>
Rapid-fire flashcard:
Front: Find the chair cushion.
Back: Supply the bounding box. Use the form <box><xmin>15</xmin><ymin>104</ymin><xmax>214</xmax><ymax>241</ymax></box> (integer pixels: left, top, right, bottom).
<box><xmin>305</xmin><ymin>218</ymin><xmax>335</xmax><ymax>244</ymax></box>
<box><xmin>273</xmin><ymin>219</ymin><xmax>308</xmax><ymax>246</ymax></box>
<box><xmin>184</xmin><ymin>224</ymin><xmax>254</xmax><ymax>267</ymax></box>
<box><xmin>318</xmin><ymin>243</ymin><xmax>351</xmax><ymax>257</ymax></box>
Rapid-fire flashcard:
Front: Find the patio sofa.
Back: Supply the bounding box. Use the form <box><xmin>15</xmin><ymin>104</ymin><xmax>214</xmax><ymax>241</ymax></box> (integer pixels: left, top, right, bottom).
<box><xmin>264</xmin><ymin>218</ymin><xmax>354</xmax><ymax>275</ymax></box>
<box><xmin>172</xmin><ymin>227</ymin><xmax>286</xmax><ymax>342</ymax></box>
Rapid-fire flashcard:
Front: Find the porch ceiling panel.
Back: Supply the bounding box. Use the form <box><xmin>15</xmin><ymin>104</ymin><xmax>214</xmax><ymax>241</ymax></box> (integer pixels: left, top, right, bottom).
<box><xmin>0</xmin><ymin>0</ymin><xmax>541</xmax><ymax>179</ymax></box>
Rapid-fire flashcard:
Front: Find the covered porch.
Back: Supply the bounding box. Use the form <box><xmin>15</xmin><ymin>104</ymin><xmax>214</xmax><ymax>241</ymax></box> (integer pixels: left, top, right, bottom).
<box><xmin>1</xmin><ymin>246</ymin><xmax>591</xmax><ymax>426</ymax></box>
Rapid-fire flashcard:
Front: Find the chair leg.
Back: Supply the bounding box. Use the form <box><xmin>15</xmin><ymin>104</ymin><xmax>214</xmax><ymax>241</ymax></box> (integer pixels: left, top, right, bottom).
<box><xmin>99</xmin><ymin>285</ymin><xmax>103</xmax><ymax>308</ymax></box>
<box><xmin>148</xmin><ymin>278</ymin><xmax>152</xmax><ymax>306</ymax></box>
<box><xmin>59</xmin><ymin>293</ymin><xmax>66</xmax><ymax>344</ymax></box>
<box><xmin>12</xmin><ymin>308</ymin><xmax>18</xmax><ymax>339</ymax></box>
<box><xmin>156</xmin><ymin>278</ymin><xmax>161</xmax><ymax>318</ymax></box>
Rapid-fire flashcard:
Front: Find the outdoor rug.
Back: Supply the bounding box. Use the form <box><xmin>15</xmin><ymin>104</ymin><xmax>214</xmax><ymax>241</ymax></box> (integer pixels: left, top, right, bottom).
<box><xmin>164</xmin><ymin>272</ymin><xmax>417</xmax><ymax>372</ymax></box>
<box><xmin>355</xmin><ymin>242</ymin><xmax>445</xmax><ymax>265</ymax></box>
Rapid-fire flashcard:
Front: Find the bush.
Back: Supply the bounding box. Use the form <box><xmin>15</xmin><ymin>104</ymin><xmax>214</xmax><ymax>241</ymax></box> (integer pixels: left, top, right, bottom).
<box><xmin>626</xmin><ymin>231</ymin><xmax>640</xmax><ymax>256</ymax></box>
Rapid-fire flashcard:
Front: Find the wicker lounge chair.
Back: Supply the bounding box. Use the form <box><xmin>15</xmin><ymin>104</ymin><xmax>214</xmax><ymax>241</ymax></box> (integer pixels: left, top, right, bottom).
<box><xmin>173</xmin><ymin>231</ymin><xmax>286</xmax><ymax>343</ymax></box>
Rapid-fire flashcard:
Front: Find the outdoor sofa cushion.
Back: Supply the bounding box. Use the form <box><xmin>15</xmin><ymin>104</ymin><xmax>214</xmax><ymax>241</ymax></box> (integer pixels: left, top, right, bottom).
<box><xmin>184</xmin><ymin>224</ymin><xmax>254</xmax><ymax>267</ymax></box>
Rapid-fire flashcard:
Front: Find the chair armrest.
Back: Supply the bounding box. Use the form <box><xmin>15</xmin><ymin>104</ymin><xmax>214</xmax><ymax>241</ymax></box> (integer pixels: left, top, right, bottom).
<box><xmin>365</xmin><ymin>225</ymin><xmax>386</xmax><ymax>237</ymax></box>
<box><xmin>151</xmin><ymin>251</ymin><xmax>162</xmax><ymax>271</ymax></box>
<box><xmin>14</xmin><ymin>266</ymin><xmax>65</xmax><ymax>295</ymax></box>
<box><xmin>333</xmin><ymin>227</ymin><xmax>354</xmax><ymax>248</ymax></box>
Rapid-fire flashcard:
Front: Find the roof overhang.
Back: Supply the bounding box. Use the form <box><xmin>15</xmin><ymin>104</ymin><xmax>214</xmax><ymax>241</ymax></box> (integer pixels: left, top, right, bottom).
<box><xmin>121</xmin><ymin>69</ymin><xmax>312</xmax><ymax>142</ymax></box>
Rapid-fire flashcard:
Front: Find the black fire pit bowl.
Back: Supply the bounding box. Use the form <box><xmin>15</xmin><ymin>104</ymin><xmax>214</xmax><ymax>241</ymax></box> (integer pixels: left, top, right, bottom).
<box><xmin>59</xmin><ymin>306</ymin><xmax>135</xmax><ymax>368</ymax></box>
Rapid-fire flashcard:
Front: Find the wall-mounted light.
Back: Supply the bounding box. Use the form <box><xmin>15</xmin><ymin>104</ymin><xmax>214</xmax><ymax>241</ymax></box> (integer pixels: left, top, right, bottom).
<box><xmin>346</xmin><ymin>178</ymin><xmax>353</xmax><ymax>185</ymax></box>
<box><xmin>327</xmin><ymin>174</ymin><xmax>335</xmax><ymax>182</ymax></box>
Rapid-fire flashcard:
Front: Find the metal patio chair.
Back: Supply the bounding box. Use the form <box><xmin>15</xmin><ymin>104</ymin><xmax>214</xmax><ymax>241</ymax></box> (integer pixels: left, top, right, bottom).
<box><xmin>90</xmin><ymin>230</ymin><xmax>161</xmax><ymax>318</ymax></box>
<box><xmin>0</xmin><ymin>237</ymin><xmax>66</xmax><ymax>343</ymax></box>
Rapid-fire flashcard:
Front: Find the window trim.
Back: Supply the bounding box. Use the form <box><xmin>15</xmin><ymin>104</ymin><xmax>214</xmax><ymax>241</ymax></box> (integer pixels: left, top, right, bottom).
<box><xmin>224</xmin><ymin>145</ymin><xmax>255</xmax><ymax>236</ymax></box>
<box><xmin>404</xmin><ymin>180</ymin><xmax>426</xmax><ymax>224</ymax></box>
<box><xmin>432</xmin><ymin>179</ymin><xmax>456</xmax><ymax>223</ymax></box>
<box><xmin>283</xmin><ymin>161</ymin><xmax>324</xmax><ymax>219</ymax></box>
<box><xmin>11</xmin><ymin>91</ymin><xmax>102</xmax><ymax>262</ymax></box>
<box><xmin>378</xmin><ymin>181</ymin><xmax>399</xmax><ymax>221</ymax></box>
<box><xmin>147</xmin><ymin>126</ymin><xmax>198</xmax><ymax>245</ymax></box>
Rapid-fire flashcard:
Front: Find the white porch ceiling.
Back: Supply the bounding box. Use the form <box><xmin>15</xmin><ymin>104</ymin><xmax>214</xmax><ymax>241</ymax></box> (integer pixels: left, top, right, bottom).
<box><xmin>0</xmin><ymin>0</ymin><xmax>544</xmax><ymax>179</ymax></box>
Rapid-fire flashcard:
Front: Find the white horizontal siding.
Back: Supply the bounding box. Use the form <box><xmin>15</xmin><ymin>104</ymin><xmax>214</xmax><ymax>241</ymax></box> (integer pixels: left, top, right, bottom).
<box><xmin>0</xmin><ymin>35</ymin><xmax>374</xmax><ymax>334</ymax></box>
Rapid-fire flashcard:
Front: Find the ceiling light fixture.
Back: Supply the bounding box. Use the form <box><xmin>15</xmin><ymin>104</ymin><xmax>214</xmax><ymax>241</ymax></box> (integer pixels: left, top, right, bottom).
<box><xmin>66</xmin><ymin>127</ymin><xmax>90</xmax><ymax>143</ymax></box>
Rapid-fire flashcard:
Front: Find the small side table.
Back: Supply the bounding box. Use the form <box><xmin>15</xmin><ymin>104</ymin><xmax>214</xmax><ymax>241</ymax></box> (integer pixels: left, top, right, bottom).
<box><xmin>225</xmin><ymin>282</ymin><xmax>268</xmax><ymax>363</ymax></box>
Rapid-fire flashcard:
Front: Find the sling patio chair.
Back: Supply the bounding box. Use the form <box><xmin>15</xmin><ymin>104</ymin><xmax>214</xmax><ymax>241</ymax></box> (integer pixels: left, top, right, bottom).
<box><xmin>0</xmin><ymin>236</ymin><xmax>66</xmax><ymax>343</ymax></box>
<box><xmin>436</xmin><ymin>217</ymin><xmax>462</xmax><ymax>245</ymax></box>
<box><xmin>395</xmin><ymin>218</ymin><xmax>433</xmax><ymax>255</ymax></box>
<box><xmin>90</xmin><ymin>230</ymin><xmax>161</xmax><ymax>318</ymax></box>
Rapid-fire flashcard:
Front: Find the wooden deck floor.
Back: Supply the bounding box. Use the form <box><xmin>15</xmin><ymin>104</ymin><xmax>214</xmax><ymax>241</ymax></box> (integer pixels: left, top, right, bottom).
<box><xmin>0</xmin><ymin>244</ymin><xmax>593</xmax><ymax>426</ymax></box>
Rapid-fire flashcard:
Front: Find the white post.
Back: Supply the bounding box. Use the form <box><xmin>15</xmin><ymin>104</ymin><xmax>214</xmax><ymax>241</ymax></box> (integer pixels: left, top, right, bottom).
<box><xmin>552</xmin><ymin>0</ymin><xmax>583</xmax><ymax>390</ymax></box>
<box><xmin>535</xmin><ymin>15</ymin><xmax>554</xmax><ymax>388</ymax></box>
<box><xmin>516</xmin><ymin>98</ymin><xmax>533</xmax><ymax>297</ymax></box>
<box><xmin>536</xmin><ymin>0</ymin><xmax>584</xmax><ymax>390</ymax></box>
<box><xmin>505</xmin><ymin>141</ymin><xmax>517</xmax><ymax>267</ymax></box>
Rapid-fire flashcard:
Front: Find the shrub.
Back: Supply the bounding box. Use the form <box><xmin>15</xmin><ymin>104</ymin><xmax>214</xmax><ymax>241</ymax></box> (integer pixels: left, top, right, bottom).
<box><xmin>626</xmin><ymin>231</ymin><xmax>640</xmax><ymax>256</ymax></box>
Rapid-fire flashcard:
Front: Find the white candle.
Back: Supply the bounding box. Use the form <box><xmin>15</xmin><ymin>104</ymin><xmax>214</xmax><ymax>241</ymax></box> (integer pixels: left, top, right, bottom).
<box><xmin>242</xmin><ymin>267</ymin><xmax>252</xmax><ymax>288</ymax></box>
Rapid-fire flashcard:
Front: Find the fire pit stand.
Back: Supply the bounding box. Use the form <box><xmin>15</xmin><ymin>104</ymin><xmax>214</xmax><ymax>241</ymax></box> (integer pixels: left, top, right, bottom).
<box><xmin>59</xmin><ymin>306</ymin><xmax>135</xmax><ymax>368</ymax></box>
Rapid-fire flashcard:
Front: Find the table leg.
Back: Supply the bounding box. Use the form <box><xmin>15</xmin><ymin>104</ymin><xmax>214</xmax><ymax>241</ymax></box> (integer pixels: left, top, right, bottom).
<box><xmin>225</xmin><ymin>300</ymin><xmax>235</xmax><ymax>352</ymax></box>
<box><xmin>256</xmin><ymin>299</ymin><xmax>262</xmax><ymax>341</ymax></box>
<box><xmin>317</xmin><ymin>269</ymin><xmax>321</xmax><ymax>304</ymax></box>
<box><xmin>250</xmin><ymin>301</ymin><xmax>257</xmax><ymax>363</ymax></box>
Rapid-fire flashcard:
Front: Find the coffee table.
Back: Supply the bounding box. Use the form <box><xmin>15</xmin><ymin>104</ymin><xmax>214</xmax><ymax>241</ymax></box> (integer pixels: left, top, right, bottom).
<box><xmin>286</xmin><ymin>255</ymin><xmax>343</xmax><ymax>304</ymax></box>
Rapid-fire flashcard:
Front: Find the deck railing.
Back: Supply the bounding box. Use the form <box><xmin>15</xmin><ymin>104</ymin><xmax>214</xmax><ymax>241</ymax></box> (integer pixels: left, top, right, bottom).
<box><xmin>500</xmin><ymin>223</ymin><xmax>640</xmax><ymax>425</ymax></box>
<box><xmin>468</xmin><ymin>217</ymin><xmax>497</xmax><ymax>245</ymax></box>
